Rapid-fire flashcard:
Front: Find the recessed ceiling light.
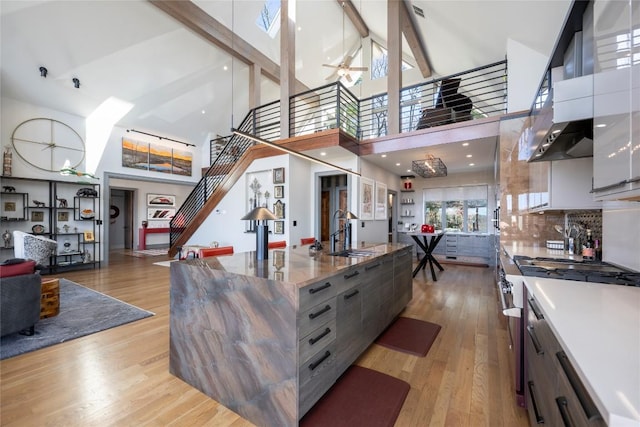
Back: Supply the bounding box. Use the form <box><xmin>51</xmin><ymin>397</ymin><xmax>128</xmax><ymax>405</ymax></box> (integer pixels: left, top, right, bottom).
<box><xmin>596</xmin><ymin>123</ymin><xmax>607</xmax><ymax>128</ymax></box>
<box><xmin>297</xmin><ymin>26</ymin><xmax>302</xmax><ymax>31</ymax></box>
<box><xmin>462</xmin><ymin>142</ymin><xmax>469</xmax><ymax>147</ymax></box>
<box><xmin>381</xmin><ymin>154</ymin><xmax>387</xmax><ymax>158</ymax></box>
<box><xmin>223</xmin><ymin>65</ymin><xmax>228</xmax><ymax>71</ymax></box>
<box><xmin>466</xmin><ymin>154</ymin><xmax>472</xmax><ymax>158</ymax></box>
<box><xmin>407</xmin><ymin>169</ymin><xmax>412</xmax><ymax>173</ymax></box>
<box><xmin>469</xmin><ymin>163</ymin><xmax>475</xmax><ymax>166</ymax></box>
<box><xmin>396</xmin><ymin>163</ymin><xmax>401</xmax><ymax>166</ymax></box>
<box><xmin>320</xmin><ymin>152</ymin><xmax>326</xmax><ymax>156</ymax></box>
<box><xmin>201</xmin><ymin>110</ymin><xmax>206</xmax><ymax>114</ymax></box>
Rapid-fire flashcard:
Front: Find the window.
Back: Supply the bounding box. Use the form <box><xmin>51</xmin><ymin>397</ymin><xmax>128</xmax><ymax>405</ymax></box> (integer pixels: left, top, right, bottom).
<box><xmin>423</xmin><ymin>185</ymin><xmax>488</xmax><ymax>233</ymax></box>
<box><xmin>256</xmin><ymin>0</ymin><xmax>281</xmax><ymax>38</ymax></box>
<box><xmin>371</xmin><ymin>41</ymin><xmax>413</xmax><ymax>80</ymax></box>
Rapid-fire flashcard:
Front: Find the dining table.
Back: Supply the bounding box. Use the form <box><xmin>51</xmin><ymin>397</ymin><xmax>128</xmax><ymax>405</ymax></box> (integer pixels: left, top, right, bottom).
<box><xmin>407</xmin><ymin>231</ymin><xmax>446</xmax><ymax>280</ymax></box>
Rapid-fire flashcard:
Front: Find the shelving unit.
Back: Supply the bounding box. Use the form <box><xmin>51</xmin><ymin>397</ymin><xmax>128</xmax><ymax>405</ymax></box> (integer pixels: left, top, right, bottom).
<box><xmin>0</xmin><ymin>176</ymin><xmax>101</xmax><ymax>272</ymax></box>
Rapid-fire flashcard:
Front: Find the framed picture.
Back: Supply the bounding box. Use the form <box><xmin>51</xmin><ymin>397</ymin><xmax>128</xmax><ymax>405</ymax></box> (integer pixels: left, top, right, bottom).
<box><xmin>274</xmin><ymin>185</ymin><xmax>284</xmax><ymax>199</ymax></box>
<box><xmin>57</xmin><ymin>211</ymin><xmax>69</xmax><ymax>222</ymax></box>
<box><xmin>31</xmin><ymin>211</ymin><xmax>44</xmax><ymax>222</ymax></box>
<box><xmin>274</xmin><ymin>220</ymin><xmax>284</xmax><ymax>234</ymax></box>
<box><xmin>273</xmin><ymin>167</ymin><xmax>285</xmax><ymax>184</ymax></box>
<box><xmin>273</xmin><ymin>200</ymin><xmax>285</xmax><ymax>219</ymax></box>
<box><xmin>359</xmin><ymin>177</ymin><xmax>374</xmax><ymax>220</ymax></box>
<box><xmin>4</xmin><ymin>202</ymin><xmax>15</xmax><ymax>212</ymax></box>
<box><xmin>147</xmin><ymin>194</ymin><xmax>176</xmax><ymax>207</ymax></box>
<box><xmin>374</xmin><ymin>181</ymin><xmax>388</xmax><ymax>220</ymax></box>
<box><xmin>272</xmin><ymin>250</ymin><xmax>285</xmax><ymax>269</ymax></box>
<box><xmin>83</xmin><ymin>231</ymin><xmax>95</xmax><ymax>242</ymax></box>
<box><xmin>273</xmin><ymin>271</ymin><xmax>284</xmax><ymax>281</ymax></box>
<box><xmin>147</xmin><ymin>208</ymin><xmax>176</xmax><ymax>220</ymax></box>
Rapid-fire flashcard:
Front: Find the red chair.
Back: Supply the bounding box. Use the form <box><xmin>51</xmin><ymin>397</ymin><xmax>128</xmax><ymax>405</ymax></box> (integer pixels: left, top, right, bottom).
<box><xmin>300</xmin><ymin>237</ymin><xmax>315</xmax><ymax>245</ymax></box>
<box><xmin>268</xmin><ymin>241</ymin><xmax>287</xmax><ymax>249</ymax></box>
<box><xmin>199</xmin><ymin>246</ymin><xmax>234</xmax><ymax>258</ymax></box>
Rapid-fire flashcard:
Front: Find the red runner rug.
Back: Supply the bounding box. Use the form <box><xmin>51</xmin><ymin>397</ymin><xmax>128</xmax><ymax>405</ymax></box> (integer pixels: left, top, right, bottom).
<box><xmin>300</xmin><ymin>365</ymin><xmax>410</xmax><ymax>427</ymax></box>
<box><xmin>375</xmin><ymin>316</ymin><xmax>441</xmax><ymax>357</ymax></box>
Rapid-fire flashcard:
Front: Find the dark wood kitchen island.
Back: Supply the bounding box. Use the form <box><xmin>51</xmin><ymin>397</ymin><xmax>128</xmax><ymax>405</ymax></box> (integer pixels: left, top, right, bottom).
<box><xmin>169</xmin><ymin>243</ymin><xmax>412</xmax><ymax>427</ymax></box>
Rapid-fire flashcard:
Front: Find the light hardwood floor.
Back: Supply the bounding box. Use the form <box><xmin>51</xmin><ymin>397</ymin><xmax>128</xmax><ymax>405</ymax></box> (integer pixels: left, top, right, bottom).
<box><xmin>0</xmin><ymin>252</ymin><xmax>529</xmax><ymax>426</ymax></box>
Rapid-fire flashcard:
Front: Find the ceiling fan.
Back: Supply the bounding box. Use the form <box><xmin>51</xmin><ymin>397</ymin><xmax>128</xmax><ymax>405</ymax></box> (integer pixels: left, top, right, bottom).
<box><xmin>322</xmin><ymin>1</ymin><xmax>367</xmax><ymax>83</ymax></box>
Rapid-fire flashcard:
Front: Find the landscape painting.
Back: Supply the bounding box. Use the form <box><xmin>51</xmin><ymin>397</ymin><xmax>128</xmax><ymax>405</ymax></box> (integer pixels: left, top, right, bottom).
<box><xmin>122</xmin><ymin>138</ymin><xmax>192</xmax><ymax>176</ymax></box>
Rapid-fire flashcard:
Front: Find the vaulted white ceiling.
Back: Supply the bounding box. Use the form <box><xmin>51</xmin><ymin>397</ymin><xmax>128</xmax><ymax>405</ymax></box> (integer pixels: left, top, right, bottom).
<box><xmin>0</xmin><ymin>0</ymin><xmax>572</xmax><ymax>174</ymax></box>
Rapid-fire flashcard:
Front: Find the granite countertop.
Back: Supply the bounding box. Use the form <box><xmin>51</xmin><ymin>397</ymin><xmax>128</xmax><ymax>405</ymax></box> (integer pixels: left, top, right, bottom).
<box><xmin>504</xmin><ymin>242</ymin><xmax>640</xmax><ymax>426</ymax></box>
<box><xmin>178</xmin><ymin>242</ymin><xmax>410</xmax><ymax>288</ymax></box>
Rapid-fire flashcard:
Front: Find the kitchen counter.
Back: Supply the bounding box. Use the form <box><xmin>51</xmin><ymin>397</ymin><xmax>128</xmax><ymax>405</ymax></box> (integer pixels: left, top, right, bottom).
<box><xmin>169</xmin><ymin>242</ymin><xmax>413</xmax><ymax>426</ymax></box>
<box><xmin>524</xmin><ymin>276</ymin><xmax>640</xmax><ymax>426</ymax></box>
<box><xmin>504</xmin><ymin>243</ymin><xmax>640</xmax><ymax>426</ymax></box>
<box><xmin>502</xmin><ymin>241</ymin><xmax>585</xmax><ymax>261</ymax></box>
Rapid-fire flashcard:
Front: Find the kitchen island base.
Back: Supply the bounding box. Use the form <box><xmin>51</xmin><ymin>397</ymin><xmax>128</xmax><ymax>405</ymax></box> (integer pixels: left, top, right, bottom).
<box><xmin>169</xmin><ymin>243</ymin><xmax>412</xmax><ymax>427</ymax></box>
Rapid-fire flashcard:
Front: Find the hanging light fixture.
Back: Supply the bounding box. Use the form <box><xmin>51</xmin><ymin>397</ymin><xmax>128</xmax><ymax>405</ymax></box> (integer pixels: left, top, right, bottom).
<box><xmin>412</xmin><ymin>155</ymin><xmax>447</xmax><ymax>178</ymax></box>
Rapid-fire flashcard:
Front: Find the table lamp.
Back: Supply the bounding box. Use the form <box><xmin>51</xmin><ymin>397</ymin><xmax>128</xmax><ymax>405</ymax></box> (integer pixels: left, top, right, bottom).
<box><xmin>241</xmin><ymin>207</ymin><xmax>278</xmax><ymax>260</ymax></box>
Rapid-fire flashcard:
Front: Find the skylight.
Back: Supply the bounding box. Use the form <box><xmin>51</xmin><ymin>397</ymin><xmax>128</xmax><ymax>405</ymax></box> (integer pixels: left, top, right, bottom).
<box><xmin>256</xmin><ymin>0</ymin><xmax>281</xmax><ymax>39</ymax></box>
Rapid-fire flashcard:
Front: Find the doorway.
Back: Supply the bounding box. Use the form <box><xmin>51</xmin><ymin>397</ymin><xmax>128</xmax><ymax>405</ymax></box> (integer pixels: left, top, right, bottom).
<box><xmin>388</xmin><ymin>190</ymin><xmax>397</xmax><ymax>243</ymax></box>
<box><xmin>109</xmin><ymin>188</ymin><xmax>134</xmax><ymax>250</ymax></box>
<box><xmin>319</xmin><ymin>174</ymin><xmax>348</xmax><ymax>243</ymax></box>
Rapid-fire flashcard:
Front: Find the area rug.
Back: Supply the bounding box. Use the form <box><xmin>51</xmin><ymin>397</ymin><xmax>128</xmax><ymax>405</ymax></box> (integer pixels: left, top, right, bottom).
<box><xmin>300</xmin><ymin>365</ymin><xmax>410</xmax><ymax>427</ymax></box>
<box><xmin>375</xmin><ymin>317</ymin><xmax>441</xmax><ymax>357</ymax></box>
<box><xmin>129</xmin><ymin>248</ymin><xmax>169</xmax><ymax>257</ymax></box>
<box><xmin>0</xmin><ymin>279</ymin><xmax>154</xmax><ymax>360</ymax></box>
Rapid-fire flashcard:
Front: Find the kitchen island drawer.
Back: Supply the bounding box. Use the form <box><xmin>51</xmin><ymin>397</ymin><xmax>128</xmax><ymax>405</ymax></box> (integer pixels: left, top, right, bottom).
<box><xmin>299</xmin><ymin>319</ymin><xmax>337</xmax><ymax>364</ymax></box>
<box><xmin>299</xmin><ymin>341</ymin><xmax>337</xmax><ymax>416</ymax></box>
<box><xmin>299</xmin><ymin>278</ymin><xmax>338</xmax><ymax>312</ymax></box>
<box><xmin>299</xmin><ymin>297</ymin><xmax>337</xmax><ymax>338</ymax></box>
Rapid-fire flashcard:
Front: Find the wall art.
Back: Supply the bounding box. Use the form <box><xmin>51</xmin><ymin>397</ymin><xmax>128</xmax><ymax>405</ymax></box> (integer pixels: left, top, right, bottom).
<box><xmin>147</xmin><ymin>208</ymin><xmax>176</xmax><ymax>220</ymax></box>
<box><xmin>57</xmin><ymin>211</ymin><xmax>69</xmax><ymax>222</ymax></box>
<box><xmin>147</xmin><ymin>194</ymin><xmax>176</xmax><ymax>207</ymax></box>
<box><xmin>273</xmin><ymin>167</ymin><xmax>285</xmax><ymax>184</ymax></box>
<box><xmin>359</xmin><ymin>177</ymin><xmax>374</xmax><ymax>220</ymax></box>
<box><xmin>122</xmin><ymin>138</ymin><xmax>192</xmax><ymax>176</ymax></box>
<box><xmin>274</xmin><ymin>220</ymin><xmax>284</xmax><ymax>234</ymax></box>
<box><xmin>374</xmin><ymin>181</ymin><xmax>387</xmax><ymax>220</ymax></box>
<box><xmin>273</xmin><ymin>200</ymin><xmax>285</xmax><ymax>219</ymax></box>
<box><xmin>83</xmin><ymin>231</ymin><xmax>94</xmax><ymax>242</ymax></box>
<box><xmin>274</xmin><ymin>185</ymin><xmax>284</xmax><ymax>199</ymax></box>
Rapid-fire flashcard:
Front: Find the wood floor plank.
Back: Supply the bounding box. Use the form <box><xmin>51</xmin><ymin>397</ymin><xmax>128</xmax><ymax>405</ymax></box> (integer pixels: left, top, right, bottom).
<box><xmin>0</xmin><ymin>252</ymin><xmax>529</xmax><ymax>426</ymax></box>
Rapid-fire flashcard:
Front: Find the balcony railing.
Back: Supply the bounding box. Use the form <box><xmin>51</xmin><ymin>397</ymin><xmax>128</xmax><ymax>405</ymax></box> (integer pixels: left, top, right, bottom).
<box><xmin>177</xmin><ymin>61</ymin><xmax>508</xmax><ymax>249</ymax></box>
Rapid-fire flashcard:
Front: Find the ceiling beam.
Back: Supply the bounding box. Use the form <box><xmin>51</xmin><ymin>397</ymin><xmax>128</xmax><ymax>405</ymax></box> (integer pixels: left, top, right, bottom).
<box><xmin>399</xmin><ymin>0</ymin><xmax>432</xmax><ymax>78</ymax></box>
<box><xmin>149</xmin><ymin>0</ymin><xmax>310</xmax><ymax>94</ymax></box>
<box><xmin>338</xmin><ymin>0</ymin><xmax>369</xmax><ymax>38</ymax></box>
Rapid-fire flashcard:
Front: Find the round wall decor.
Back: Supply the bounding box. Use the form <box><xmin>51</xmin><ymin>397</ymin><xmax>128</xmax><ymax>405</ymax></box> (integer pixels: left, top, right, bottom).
<box><xmin>11</xmin><ymin>118</ymin><xmax>85</xmax><ymax>172</ymax></box>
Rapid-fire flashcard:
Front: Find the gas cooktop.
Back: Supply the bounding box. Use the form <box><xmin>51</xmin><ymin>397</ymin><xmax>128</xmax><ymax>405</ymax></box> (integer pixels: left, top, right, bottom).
<box><xmin>513</xmin><ymin>256</ymin><xmax>640</xmax><ymax>287</ymax></box>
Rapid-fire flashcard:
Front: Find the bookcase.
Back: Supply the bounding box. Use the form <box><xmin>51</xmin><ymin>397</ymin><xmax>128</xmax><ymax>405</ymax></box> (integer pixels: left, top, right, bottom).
<box><xmin>0</xmin><ymin>176</ymin><xmax>101</xmax><ymax>272</ymax></box>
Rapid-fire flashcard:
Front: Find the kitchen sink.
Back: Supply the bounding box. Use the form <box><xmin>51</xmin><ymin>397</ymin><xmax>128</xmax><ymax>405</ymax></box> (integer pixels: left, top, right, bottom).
<box><xmin>329</xmin><ymin>249</ymin><xmax>375</xmax><ymax>258</ymax></box>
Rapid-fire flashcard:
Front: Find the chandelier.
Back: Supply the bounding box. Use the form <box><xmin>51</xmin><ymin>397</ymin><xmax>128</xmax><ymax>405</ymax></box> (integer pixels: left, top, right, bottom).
<box><xmin>412</xmin><ymin>155</ymin><xmax>447</xmax><ymax>178</ymax></box>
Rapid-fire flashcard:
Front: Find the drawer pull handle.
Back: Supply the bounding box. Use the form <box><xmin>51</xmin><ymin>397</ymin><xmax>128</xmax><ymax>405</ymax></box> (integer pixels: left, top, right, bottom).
<box><xmin>365</xmin><ymin>263</ymin><xmax>381</xmax><ymax>271</ymax></box>
<box><xmin>344</xmin><ymin>271</ymin><xmax>360</xmax><ymax>279</ymax></box>
<box><xmin>528</xmin><ymin>297</ymin><xmax>544</xmax><ymax>320</ymax></box>
<box><xmin>397</xmin><ymin>250</ymin><xmax>410</xmax><ymax>257</ymax></box>
<box><xmin>556</xmin><ymin>351</ymin><xmax>601</xmax><ymax>421</ymax></box>
<box><xmin>309</xmin><ymin>282</ymin><xmax>331</xmax><ymax>294</ymax></box>
<box><xmin>556</xmin><ymin>397</ymin><xmax>574</xmax><ymax>427</ymax></box>
<box><xmin>309</xmin><ymin>328</ymin><xmax>331</xmax><ymax>345</ymax></box>
<box><xmin>309</xmin><ymin>305</ymin><xmax>331</xmax><ymax>319</ymax></box>
<box><xmin>526</xmin><ymin>325</ymin><xmax>544</xmax><ymax>355</ymax></box>
<box><xmin>309</xmin><ymin>351</ymin><xmax>331</xmax><ymax>371</ymax></box>
<box><xmin>527</xmin><ymin>381</ymin><xmax>545</xmax><ymax>425</ymax></box>
<box><xmin>344</xmin><ymin>290</ymin><xmax>360</xmax><ymax>299</ymax></box>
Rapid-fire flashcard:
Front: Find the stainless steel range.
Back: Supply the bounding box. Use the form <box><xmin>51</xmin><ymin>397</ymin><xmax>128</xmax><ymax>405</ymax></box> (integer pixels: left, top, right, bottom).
<box><xmin>513</xmin><ymin>256</ymin><xmax>640</xmax><ymax>286</ymax></box>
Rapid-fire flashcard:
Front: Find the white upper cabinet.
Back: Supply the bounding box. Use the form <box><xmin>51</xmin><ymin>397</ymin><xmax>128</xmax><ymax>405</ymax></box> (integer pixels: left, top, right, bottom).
<box><xmin>592</xmin><ymin>0</ymin><xmax>640</xmax><ymax>200</ymax></box>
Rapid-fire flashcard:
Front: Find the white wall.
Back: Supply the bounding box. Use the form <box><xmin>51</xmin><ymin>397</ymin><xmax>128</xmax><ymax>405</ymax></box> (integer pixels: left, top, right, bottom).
<box><xmin>506</xmin><ymin>38</ymin><xmax>551</xmax><ymax>113</ymax></box>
